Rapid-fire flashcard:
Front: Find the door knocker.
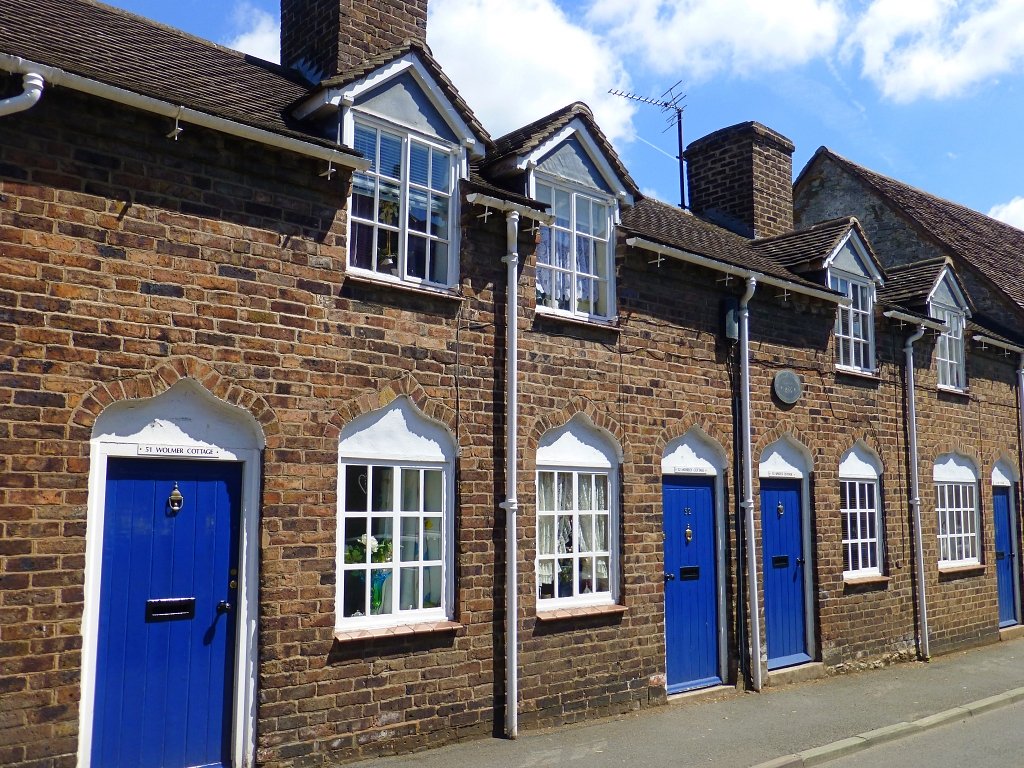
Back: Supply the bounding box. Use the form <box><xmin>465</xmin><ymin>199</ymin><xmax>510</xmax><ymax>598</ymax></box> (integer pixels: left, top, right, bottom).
<box><xmin>776</xmin><ymin>501</ymin><xmax>784</xmax><ymax>518</ymax></box>
<box><xmin>167</xmin><ymin>482</ymin><xmax>184</xmax><ymax>514</ymax></box>
<box><xmin>684</xmin><ymin>507</ymin><xmax>693</xmax><ymax>543</ymax></box>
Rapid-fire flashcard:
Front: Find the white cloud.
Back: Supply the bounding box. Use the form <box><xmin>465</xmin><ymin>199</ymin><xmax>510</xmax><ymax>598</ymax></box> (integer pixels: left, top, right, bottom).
<box><xmin>989</xmin><ymin>196</ymin><xmax>1024</xmax><ymax>230</ymax></box>
<box><xmin>428</xmin><ymin>0</ymin><xmax>636</xmax><ymax>145</ymax></box>
<box><xmin>585</xmin><ymin>0</ymin><xmax>844</xmax><ymax>81</ymax></box>
<box><xmin>225</xmin><ymin>2</ymin><xmax>280</xmax><ymax>63</ymax></box>
<box><xmin>847</xmin><ymin>0</ymin><xmax>1024</xmax><ymax>102</ymax></box>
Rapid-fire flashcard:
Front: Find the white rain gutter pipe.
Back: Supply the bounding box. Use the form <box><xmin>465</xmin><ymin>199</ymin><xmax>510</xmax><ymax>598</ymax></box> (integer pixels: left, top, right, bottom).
<box><xmin>0</xmin><ymin>55</ymin><xmax>368</xmax><ymax>171</ymax></box>
<box><xmin>738</xmin><ymin>277</ymin><xmax>763</xmax><ymax>691</ymax></box>
<box><xmin>466</xmin><ymin>192</ymin><xmax>553</xmax><ymax>739</ymax></box>
<box><xmin>625</xmin><ymin>236</ymin><xmax>850</xmax><ymax>307</ymax></box>
<box><xmin>0</xmin><ymin>71</ymin><xmax>44</xmax><ymax>118</ymax></box>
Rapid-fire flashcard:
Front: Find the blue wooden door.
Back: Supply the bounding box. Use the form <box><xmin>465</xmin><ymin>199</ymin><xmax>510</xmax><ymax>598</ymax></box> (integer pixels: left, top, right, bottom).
<box><xmin>92</xmin><ymin>458</ymin><xmax>242</xmax><ymax>768</ymax></box>
<box><xmin>663</xmin><ymin>476</ymin><xmax>721</xmax><ymax>692</ymax></box>
<box><xmin>760</xmin><ymin>479</ymin><xmax>810</xmax><ymax>669</ymax></box>
<box><xmin>993</xmin><ymin>485</ymin><xmax>1018</xmax><ymax>627</ymax></box>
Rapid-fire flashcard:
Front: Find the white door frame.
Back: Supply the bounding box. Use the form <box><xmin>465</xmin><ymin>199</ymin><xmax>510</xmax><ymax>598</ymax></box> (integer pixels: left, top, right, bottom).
<box><xmin>993</xmin><ymin>460</ymin><xmax>1021</xmax><ymax>625</ymax></box>
<box><xmin>77</xmin><ymin>381</ymin><xmax>263</xmax><ymax>768</ymax></box>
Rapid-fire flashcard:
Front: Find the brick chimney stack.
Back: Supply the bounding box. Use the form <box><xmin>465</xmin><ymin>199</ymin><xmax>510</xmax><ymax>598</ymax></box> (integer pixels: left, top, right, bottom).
<box><xmin>683</xmin><ymin>122</ymin><xmax>795</xmax><ymax>239</ymax></box>
<box><xmin>281</xmin><ymin>0</ymin><xmax>428</xmax><ymax>83</ymax></box>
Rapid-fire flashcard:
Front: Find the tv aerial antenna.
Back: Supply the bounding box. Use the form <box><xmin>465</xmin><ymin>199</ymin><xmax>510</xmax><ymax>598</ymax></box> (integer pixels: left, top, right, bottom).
<box><xmin>608</xmin><ymin>81</ymin><xmax>686</xmax><ymax>209</ymax></box>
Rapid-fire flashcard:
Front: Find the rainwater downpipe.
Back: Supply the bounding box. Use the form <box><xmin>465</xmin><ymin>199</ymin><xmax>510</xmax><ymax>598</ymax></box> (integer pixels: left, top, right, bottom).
<box><xmin>739</xmin><ymin>277</ymin><xmax>763</xmax><ymax>691</ymax></box>
<box><xmin>0</xmin><ymin>71</ymin><xmax>44</xmax><ymax>118</ymax></box>
<box><xmin>500</xmin><ymin>209</ymin><xmax>521</xmax><ymax>739</ymax></box>
<box><xmin>904</xmin><ymin>324</ymin><xmax>930</xmax><ymax>660</ymax></box>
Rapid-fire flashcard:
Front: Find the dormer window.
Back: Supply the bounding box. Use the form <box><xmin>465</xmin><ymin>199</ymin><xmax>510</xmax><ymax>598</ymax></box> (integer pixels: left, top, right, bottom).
<box><xmin>535</xmin><ymin>179</ymin><xmax>614</xmax><ymax>319</ymax></box>
<box><xmin>350</xmin><ymin>120</ymin><xmax>457</xmax><ymax>287</ymax></box>
<box><xmin>830</xmin><ymin>272</ymin><xmax>875</xmax><ymax>372</ymax></box>
<box><xmin>931</xmin><ymin>303</ymin><xmax>966</xmax><ymax>390</ymax></box>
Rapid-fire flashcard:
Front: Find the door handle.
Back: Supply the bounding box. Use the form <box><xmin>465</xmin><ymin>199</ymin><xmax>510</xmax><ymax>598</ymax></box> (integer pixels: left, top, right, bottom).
<box><xmin>795</xmin><ymin>558</ymin><xmax>805</xmax><ymax>566</ymax></box>
<box><xmin>664</xmin><ymin>572</ymin><xmax>675</xmax><ymax>583</ymax></box>
<box><xmin>217</xmin><ymin>600</ymin><xmax>233</xmax><ymax>613</ymax></box>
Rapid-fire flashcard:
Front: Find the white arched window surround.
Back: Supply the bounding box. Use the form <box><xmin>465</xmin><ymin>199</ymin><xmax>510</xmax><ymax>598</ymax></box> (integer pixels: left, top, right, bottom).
<box><xmin>933</xmin><ymin>453</ymin><xmax>980</xmax><ymax>566</ymax></box>
<box><xmin>838</xmin><ymin>443</ymin><xmax>883</xmax><ymax>577</ymax></box>
<box><xmin>536</xmin><ymin>415</ymin><xmax>621</xmax><ymax>609</ymax></box>
<box><xmin>336</xmin><ymin>398</ymin><xmax>456</xmax><ymax>630</ymax></box>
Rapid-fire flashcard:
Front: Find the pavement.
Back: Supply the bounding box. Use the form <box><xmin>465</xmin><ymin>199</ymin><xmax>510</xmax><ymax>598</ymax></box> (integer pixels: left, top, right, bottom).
<box><xmin>372</xmin><ymin>636</ymin><xmax>1024</xmax><ymax>768</ymax></box>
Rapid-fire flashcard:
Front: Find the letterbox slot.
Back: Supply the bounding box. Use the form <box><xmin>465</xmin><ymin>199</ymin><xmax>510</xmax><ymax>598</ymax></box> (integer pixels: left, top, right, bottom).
<box><xmin>679</xmin><ymin>566</ymin><xmax>700</xmax><ymax>581</ymax></box>
<box><xmin>145</xmin><ymin>597</ymin><xmax>196</xmax><ymax>621</ymax></box>
<box><xmin>771</xmin><ymin>555</ymin><xmax>789</xmax><ymax>569</ymax></box>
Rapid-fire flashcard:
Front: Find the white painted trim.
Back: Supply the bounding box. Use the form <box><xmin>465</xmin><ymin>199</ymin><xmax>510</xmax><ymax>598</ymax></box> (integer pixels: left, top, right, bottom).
<box><xmin>823</xmin><ymin>229</ymin><xmax>884</xmax><ymax>285</ymax></box>
<box><xmin>933</xmin><ymin>453</ymin><xmax>978</xmax><ymax>483</ymax></box>
<box><xmin>993</xmin><ymin>459</ymin><xmax>1018</xmax><ymax>487</ymax></box>
<box><xmin>839</xmin><ymin>442</ymin><xmax>882</xmax><ymax>480</ymax></box>
<box><xmin>926</xmin><ymin>266</ymin><xmax>971</xmax><ymax>318</ymax></box>
<box><xmin>333</xmin><ymin>53</ymin><xmax>482</xmax><ymax>157</ymax></box>
<box><xmin>78</xmin><ymin>382</ymin><xmax>263</xmax><ymax>768</ymax></box>
<box><xmin>520</xmin><ymin>117</ymin><xmax>633</xmax><ymax>204</ymax></box>
<box><xmin>661</xmin><ymin>429</ymin><xmax>729</xmax><ymax>687</ymax></box>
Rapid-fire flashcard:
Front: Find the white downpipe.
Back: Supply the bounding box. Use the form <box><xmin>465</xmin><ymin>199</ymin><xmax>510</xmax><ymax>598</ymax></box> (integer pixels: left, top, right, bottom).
<box><xmin>904</xmin><ymin>324</ymin><xmax>930</xmax><ymax>661</ymax></box>
<box><xmin>501</xmin><ymin>210</ymin><xmax>521</xmax><ymax>739</ymax></box>
<box><xmin>0</xmin><ymin>55</ymin><xmax>368</xmax><ymax>170</ymax></box>
<box><xmin>739</xmin><ymin>277</ymin><xmax>763</xmax><ymax>691</ymax></box>
<box><xmin>0</xmin><ymin>71</ymin><xmax>44</xmax><ymax>118</ymax></box>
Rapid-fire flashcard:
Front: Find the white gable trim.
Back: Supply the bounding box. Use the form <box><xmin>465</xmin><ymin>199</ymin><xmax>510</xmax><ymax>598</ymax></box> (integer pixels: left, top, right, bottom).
<box><xmin>927</xmin><ymin>265</ymin><xmax>971</xmax><ymax>317</ymax></box>
<box><xmin>520</xmin><ymin>118</ymin><xmax>633</xmax><ymax>205</ymax></box>
<box><xmin>839</xmin><ymin>442</ymin><xmax>882</xmax><ymax>480</ymax></box>
<box><xmin>993</xmin><ymin>459</ymin><xmax>1018</xmax><ymax>487</ymax></box>
<box><xmin>537</xmin><ymin>414</ymin><xmax>621</xmax><ymax>469</ymax></box>
<box><xmin>332</xmin><ymin>54</ymin><xmax>482</xmax><ymax>158</ymax></box>
<box><xmin>339</xmin><ymin>397</ymin><xmax>455</xmax><ymax>463</ymax></box>
<box><xmin>759</xmin><ymin>436</ymin><xmax>812</xmax><ymax>479</ymax></box>
<box><xmin>824</xmin><ymin>230</ymin><xmax>884</xmax><ymax>285</ymax></box>
<box><xmin>662</xmin><ymin>427</ymin><xmax>728</xmax><ymax>476</ymax></box>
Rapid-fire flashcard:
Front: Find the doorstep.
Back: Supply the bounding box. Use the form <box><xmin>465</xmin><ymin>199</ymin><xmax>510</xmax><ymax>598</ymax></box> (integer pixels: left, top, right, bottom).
<box><xmin>999</xmin><ymin>624</ymin><xmax>1024</xmax><ymax>642</ymax></box>
<box><xmin>767</xmin><ymin>661</ymin><xmax>826</xmax><ymax>687</ymax></box>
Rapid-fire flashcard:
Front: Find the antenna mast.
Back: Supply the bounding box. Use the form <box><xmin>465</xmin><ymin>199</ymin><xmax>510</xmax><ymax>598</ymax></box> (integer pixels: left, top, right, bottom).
<box><xmin>609</xmin><ymin>82</ymin><xmax>686</xmax><ymax>209</ymax></box>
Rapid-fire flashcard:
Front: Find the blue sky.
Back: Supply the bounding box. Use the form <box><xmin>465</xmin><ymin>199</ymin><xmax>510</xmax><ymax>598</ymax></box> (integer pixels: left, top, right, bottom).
<box><xmin>104</xmin><ymin>0</ymin><xmax>1024</xmax><ymax>228</ymax></box>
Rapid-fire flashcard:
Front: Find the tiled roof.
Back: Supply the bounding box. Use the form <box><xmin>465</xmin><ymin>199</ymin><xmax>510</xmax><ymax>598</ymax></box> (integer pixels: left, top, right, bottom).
<box><xmin>483</xmin><ymin>101</ymin><xmax>640</xmax><ymax>197</ymax></box>
<box><xmin>317</xmin><ymin>40</ymin><xmax>491</xmax><ymax>150</ymax></box>
<box><xmin>0</xmin><ymin>0</ymin><xmax>356</xmax><ymax>152</ymax></box>
<box><xmin>620</xmin><ymin>198</ymin><xmax>831</xmax><ymax>292</ymax></box>
<box><xmin>812</xmin><ymin>148</ymin><xmax>1024</xmax><ymax>310</ymax></box>
<box><xmin>878</xmin><ymin>258</ymin><xmax>949</xmax><ymax>309</ymax></box>
<box><xmin>751</xmin><ymin>217</ymin><xmax>857</xmax><ymax>269</ymax></box>
<box><xmin>464</xmin><ymin>170</ymin><xmax>546</xmax><ymax>211</ymax></box>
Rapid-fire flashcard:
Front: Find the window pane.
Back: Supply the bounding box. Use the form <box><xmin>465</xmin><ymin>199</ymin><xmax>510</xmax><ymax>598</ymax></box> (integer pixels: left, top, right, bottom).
<box><xmin>557</xmin><ymin>516</ymin><xmax>573</xmax><ymax>553</ymax></box>
<box><xmin>379</xmin><ymin>133</ymin><xmax>402</xmax><ymax>178</ymax></box>
<box><xmin>431</xmin><ymin>148</ymin><xmax>450</xmax><ymax>190</ymax></box>
<box><xmin>422</xmin><ymin>566</ymin><xmax>441</xmax><ymax>608</ymax></box>
<box><xmin>555</xmin><ymin>270</ymin><xmax>572</xmax><ymax>311</ymax></box>
<box><xmin>345</xmin><ymin>465</ymin><xmax>369</xmax><ymax>511</ymax></box>
<box><xmin>576</xmin><ymin>236</ymin><xmax>592</xmax><ymax>275</ymax></box>
<box><xmin>595</xmin><ymin>513</ymin><xmax>608</xmax><ymax>550</ymax></box>
<box><xmin>554</xmin><ymin>189</ymin><xmax>571</xmax><ymax>227</ymax></box>
<box><xmin>400</xmin><ymin>567</ymin><xmax>419</xmax><ymax>611</ymax></box>
<box><xmin>407</xmin><ymin>236</ymin><xmax>427</xmax><ymax>279</ymax></box>
<box><xmin>371</xmin><ymin>467</ymin><xmax>393</xmax><ymax>511</ymax></box>
<box><xmin>537</xmin><ymin>228</ymin><xmax>551</xmax><ymax>265</ymax></box>
<box><xmin>352</xmin><ymin>173</ymin><xmax>375</xmax><ymax>220</ymax></box>
<box><xmin>578</xmin><ymin>474</ymin><xmax>593</xmax><ymax>511</ymax></box>
<box><xmin>557</xmin><ymin>472</ymin><xmax>573</xmax><ymax>510</ymax></box>
<box><xmin>593</xmin><ymin>202</ymin><xmax>608</xmax><ymax>238</ymax></box>
<box><xmin>594</xmin><ymin>240</ymin><xmax>608</xmax><ymax>279</ymax></box>
<box><xmin>537</xmin><ymin>472</ymin><xmax>555</xmax><ymax>511</ymax></box>
<box><xmin>423</xmin><ymin>517</ymin><xmax>442</xmax><ymax>560</ymax></box>
<box><xmin>401</xmin><ymin>469</ymin><xmax>419</xmax><ymax>512</ymax></box>
<box><xmin>400</xmin><ymin>516</ymin><xmax>419</xmax><ymax>561</ymax></box>
<box><xmin>370</xmin><ymin>517</ymin><xmax>393</xmax><ymax>560</ymax></box>
<box><xmin>536</xmin><ymin>183</ymin><xmax>552</xmax><ymax>206</ymax></box>
<box><xmin>557</xmin><ymin>559</ymin><xmax>573</xmax><ymax>596</ymax></box>
<box><xmin>578</xmin><ymin>556</ymin><xmax>594</xmax><ymax>593</ymax></box>
<box><xmin>430</xmin><ymin>241</ymin><xmax>449</xmax><ymax>284</ymax></box>
<box><xmin>424</xmin><ymin>470</ymin><xmax>442</xmax><ymax>512</ymax></box>
<box><xmin>408</xmin><ymin>188</ymin><xmax>428</xmax><ymax>233</ymax></box>
<box><xmin>554</xmin><ymin>229</ymin><xmax>571</xmax><ymax>270</ymax></box>
<box><xmin>343</xmin><ymin>571</ymin><xmax>366</xmax><ymax>617</ymax></box>
<box><xmin>577</xmin><ymin>198</ymin><xmax>592</xmax><ymax>235</ymax></box>
<box><xmin>538</xmin><ymin>559</ymin><xmax>555</xmax><ymax>598</ymax></box>
<box><xmin>370</xmin><ymin>567</ymin><xmax>392</xmax><ymax>615</ymax></box>
<box><xmin>410</xmin><ymin>142</ymin><xmax>429</xmax><ymax>186</ymax></box>
<box><xmin>430</xmin><ymin>194</ymin><xmax>449</xmax><ymax>238</ymax></box>
<box><xmin>350</xmin><ymin>222</ymin><xmax>375</xmax><ymax>270</ymax></box>
<box><xmin>595</xmin><ymin>475</ymin><xmax>608</xmax><ymax>509</ymax></box>
<box><xmin>579</xmin><ymin>513</ymin><xmax>593</xmax><ymax>551</ymax></box>
<box><xmin>343</xmin><ymin>517</ymin><xmax>368</xmax><ymax>563</ymax></box>
<box><xmin>595</xmin><ymin>556</ymin><xmax>609</xmax><ymax>591</ymax></box>
<box><xmin>378</xmin><ymin>179</ymin><xmax>400</xmax><ymax>227</ymax></box>
<box><xmin>538</xmin><ymin>515</ymin><xmax>555</xmax><ymax>555</ymax></box>
<box><xmin>354</xmin><ymin>125</ymin><xmax>376</xmax><ymax>172</ymax></box>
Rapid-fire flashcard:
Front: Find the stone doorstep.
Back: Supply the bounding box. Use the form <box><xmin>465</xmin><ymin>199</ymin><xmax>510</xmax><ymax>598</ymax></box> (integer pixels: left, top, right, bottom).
<box><xmin>766</xmin><ymin>661</ymin><xmax>826</xmax><ymax>687</ymax></box>
<box><xmin>998</xmin><ymin>624</ymin><xmax>1024</xmax><ymax>642</ymax></box>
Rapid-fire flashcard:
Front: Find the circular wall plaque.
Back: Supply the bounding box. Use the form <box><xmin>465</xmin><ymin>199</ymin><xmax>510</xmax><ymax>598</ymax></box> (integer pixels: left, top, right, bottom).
<box><xmin>773</xmin><ymin>369</ymin><xmax>802</xmax><ymax>404</ymax></box>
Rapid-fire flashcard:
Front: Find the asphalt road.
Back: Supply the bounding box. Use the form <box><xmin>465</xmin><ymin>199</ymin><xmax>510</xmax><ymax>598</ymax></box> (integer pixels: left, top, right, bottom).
<box><xmin>825</xmin><ymin>700</ymin><xmax>1024</xmax><ymax>768</ymax></box>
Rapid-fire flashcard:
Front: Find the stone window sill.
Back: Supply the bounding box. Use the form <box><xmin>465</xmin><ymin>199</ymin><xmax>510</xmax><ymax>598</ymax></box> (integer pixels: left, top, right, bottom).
<box><xmin>535</xmin><ymin>604</ymin><xmax>627</xmax><ymax>622</ymax></box>
<box><xmin>937</xmin><ymin>385</ymin><xmax>970</xmax><ymax>398</ymax></box>
<box><xmin>843</xmin><ymin>574</ymin><xmax>890</xmax><ymax>591</ymax></box>
<box><xmin>343</xmin><ymin>270</ymin><xmax>464</xmax><ymax>302</ymax></box>
<box><xmin>533</xmin><ymin>306</ymin><xmax>621</xmax><ymax>332</ymax></box>
<box><xmin>938</xmin><ymin>563</ymin><xmax>985</xmax><ymax>579</ymax></box>
<box><xmin>333</xmin><ymin>620</ymin><xmax>462</xmax><ymax>642</ymax></box>
<box><xmin>835</xmin><ymin>366</ymin><xmax>880</xmax><ymax>383</ymax></box>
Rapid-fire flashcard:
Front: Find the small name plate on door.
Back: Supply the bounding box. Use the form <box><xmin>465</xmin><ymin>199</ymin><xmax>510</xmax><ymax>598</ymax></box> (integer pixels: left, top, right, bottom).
<box><xmin>137</xmin><ymin>444</ymin><xmax>224</xmax><ymax>459</ymax></box>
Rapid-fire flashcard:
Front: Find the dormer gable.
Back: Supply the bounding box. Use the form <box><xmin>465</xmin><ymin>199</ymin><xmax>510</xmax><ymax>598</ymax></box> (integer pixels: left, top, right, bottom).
<box><xmin>929</xmin><ymin>263</ymin><xmax>971</xmax><ymax>317</ymax></box>
<box><xmin>825</xmin><ymin>227</ymin><xmax>885</xmax><ymax>287</ymax></box>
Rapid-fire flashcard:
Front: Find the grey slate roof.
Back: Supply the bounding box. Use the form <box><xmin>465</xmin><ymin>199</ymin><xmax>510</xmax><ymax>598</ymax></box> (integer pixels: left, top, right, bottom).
<box><xmin>620</xmin><ymin>198</ymin><xmax>833</xmax><ymax>293</ymax></box>
<box><xmin>751</xmin><ymin>217</ymin><xmax>883</xmax><ymax>277</ymax></box>
<box><xmin>878</xmin><ymin>258</ymin><xmax>950</xmax><ymax>310</ymax></box>
<box><xmin>808</xmin><ymin>148</ymin><xmax>1024</xmax><ymax>310</ymax></box>
<box><xmin>317</xmin><ymin>40</ymin><xmax>491</xmax><ymax>150</ymax></box>
<box><xmin>0</xmin><ymin>0</ymin><xmax>357</xmax><ymax>153</ymax></box>
<box><xmin>483</xmin><ymin>101</ymin><xmax>640</xmax><ymax>197</ymax></box>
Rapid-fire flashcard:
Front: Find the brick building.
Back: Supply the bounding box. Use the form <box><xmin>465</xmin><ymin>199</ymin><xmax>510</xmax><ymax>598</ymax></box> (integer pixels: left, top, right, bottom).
<box><xmin>2</xmin><ymin>2</ymin><xmax>1024</xmax><ymax>768</ymax></box>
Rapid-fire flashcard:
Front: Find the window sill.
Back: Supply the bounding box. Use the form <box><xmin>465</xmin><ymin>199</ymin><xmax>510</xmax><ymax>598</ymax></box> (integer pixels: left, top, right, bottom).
<box><xmin>835</xmin><ymin>366</ymin><xmax>880</xmax><ymax>382</ymax></box>
<box><xmin>937</xmin><ymin>384</ymin><xmax>970</xmax><ymax>398</ymax></box>
<box><xmin>333</xmin><ymin>620</ymin><xmax>462</xmax><ymax>642</ymax></box>
<box><xmin>533</xmin><ymin>307</ymin><xmax>620</xmax><ymax>332</ymax></box>
<box><xmin>938</xmin><ymin>563</ymin><xmax>985</xmax><ymax>579</ymax></box>
<box><xmin>843</xmin><ymin>574</ymin><xmax>890</xmax><ymax>590</ymax></box>
<box><xmin>535</xmin><ymin>604</ymin><xmax>627</xmax><ymax>622</ymax></box>
<box><xmin>343</xmin><ymin>270</ymin><xmax>464</xmax><ymax>302</ymax></box>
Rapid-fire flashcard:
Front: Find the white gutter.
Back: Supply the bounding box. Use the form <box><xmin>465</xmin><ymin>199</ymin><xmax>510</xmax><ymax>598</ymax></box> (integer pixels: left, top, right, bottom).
<box><xmin>625</xmin><ymin>236</ymin><xmax>850</xmax><ymax>306</ymax></box>
<box><xmin>973</xmin><ymin>334</ymin><xmax>1024</xmax><ymax>355</ymax></box>
<box><xmin>903</xmin><ymin>323</ymin><xmax>930</xmax><ymax>660</ymax></box>
<box><xmin>739</xmin><ymin>277</ymin><xmax>763</xmax><ymax>691</ymax></box>
<box><xmin>0</xmin><ymin>55</ymin><xmax>368</xmax><ymax>171</ymax></box>
<box><xmin>0</xmin><ymin>71</ymin><xmax>44</xmax><ymax>117</ymax></box>
<box><xmin>465</xmin><ymin>192</ymin><xmax>552</xmax><ymax>740</ymax></box>
<box><xmin>883</xmin><ymin>309</ymin><xmax>946</xmax><ymax>334</ymax></box>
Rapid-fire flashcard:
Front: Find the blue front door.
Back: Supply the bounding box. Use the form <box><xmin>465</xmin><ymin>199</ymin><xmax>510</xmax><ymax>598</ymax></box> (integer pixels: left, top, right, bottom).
<box><xmin>663</xmin><ymin>475</ymin><xmax>721</xmax><ymax>692</ymax></box>
<box><xmin>92</xmin><ymin>458</ymin><xmax>242</xmax><ymax>768</ymax></box>
<box><xmin>760</xmin><ymin>479</ymin><xmax>810</xmax><ymax>669</ymax></box>
<box><xmin>993</xmin><ymin>485</ymin><xmax>1018</xmax><ymax>627</ymax></box>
